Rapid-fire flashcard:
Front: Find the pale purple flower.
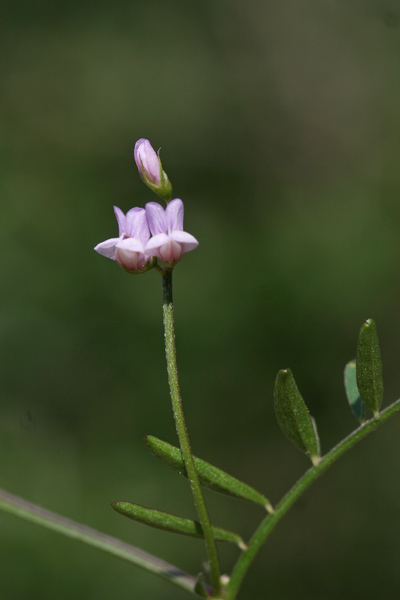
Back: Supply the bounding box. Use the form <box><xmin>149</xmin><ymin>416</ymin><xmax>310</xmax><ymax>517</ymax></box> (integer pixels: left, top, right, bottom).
<box><xmin>94</xmin><ymin>206</ymin><xmax>151</xmax><ymax>273</ymax></box>
<box><xmin>145</xmin><ymin>199</ymin><xmax>199</xmax><ymax>264</ymax></box>
<box><xmin>134</xmin><ymin>138</ymin><xmax>161</xmax><ymax>185</ymax></box>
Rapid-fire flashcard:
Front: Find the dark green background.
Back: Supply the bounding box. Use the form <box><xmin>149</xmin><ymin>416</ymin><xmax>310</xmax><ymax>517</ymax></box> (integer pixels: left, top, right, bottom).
<box><xmin>2</xmin><ymin>1</ymin><xmax>400</xmax><ymax>598</ymax></box>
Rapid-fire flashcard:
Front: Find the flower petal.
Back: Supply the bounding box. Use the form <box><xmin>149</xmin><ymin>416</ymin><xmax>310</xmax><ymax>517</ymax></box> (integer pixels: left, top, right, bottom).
<box><xmin>145</xmin><ymin>202</ymin><xmax>167</xmax><ymax>235</ymax></box>
<box><xmin>166</xmin><ymin>198</ymin><xmax>184</xmax><ymax>231</ymax></box>
<box><xmin>144</xmin><ymin>233</ymin><xmax>170</xmax><ymax>258</ymax></box>
<box><xmin>125</xmin><ymin>207</ymin><xmax>150</xmax><ymax>245</ymax></box>
<box><xmin>161</xmin><ymin>238</ymin><xmax>183</xmax><ymax>263</ymax></box>
<box><xmin>116</xmin><ymin>237</ymin><xmax>146</xmax><ymax>253</ymax></box>
<box><xmin>113</xmin><ymin>206</ymin><xmax>126</xmax><ymax>237</ymax></box>
<box><xmin>148</xmin><ymin>236</ymin><xmax>182</xmax><ymax>263</ymax></box>
<box><xmin>115</xmin><ymin>237</ymin><xmax>148</xmax><ymax>271</ymax></box>
<box><xmin>134</xmin><ymin>138</ymin><xmax>147</xmax><ymax>175</ymax></box>
<box><xmin>94</xmin><ymin>238</ymin><xmax>120</xmax><ymax>260</ymax></box>
<box><xmin>170</xmin><ymin>230</ymin><xmax>199</xmax><ymax>254</ymax></box>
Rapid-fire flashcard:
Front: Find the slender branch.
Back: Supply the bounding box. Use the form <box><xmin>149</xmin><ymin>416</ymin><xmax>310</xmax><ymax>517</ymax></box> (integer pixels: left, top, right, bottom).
<box><xmin>224</xmin><ymin>398</ymin><xmax>400</xmax><ymax>600</ymax></box>
<box><xmin>162</xmin><ymin>269</ymin><xmax>221</xmax><ymax>597</ymax></box>
<box><xmin>0</xmin><ymin>488</ymin><xmax>209</xmax><ymax>596</ymax></box>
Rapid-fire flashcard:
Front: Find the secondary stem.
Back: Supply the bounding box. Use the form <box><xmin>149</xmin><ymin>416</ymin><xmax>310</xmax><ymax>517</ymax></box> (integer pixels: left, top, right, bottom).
<box><xmin>224</xmin><ymin>398</ymin><xmax>400</xmax><ymax>600</ymax></box>
<box><xmin>162</xmin><ymin>268</ymin><xmax>221</xmax><ymax>597</ymax></box>
<box><xmin>0</xmin><ymin>487</ymin><xmax>207</xmax><ymax>596</ymax></box>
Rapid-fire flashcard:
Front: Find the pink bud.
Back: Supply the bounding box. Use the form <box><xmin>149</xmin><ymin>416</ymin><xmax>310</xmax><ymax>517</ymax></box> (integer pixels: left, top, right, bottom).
<box><xmin>134</xmin><ymin>139</ymin><xmax>161</xmax><ymax>185</ymax></box>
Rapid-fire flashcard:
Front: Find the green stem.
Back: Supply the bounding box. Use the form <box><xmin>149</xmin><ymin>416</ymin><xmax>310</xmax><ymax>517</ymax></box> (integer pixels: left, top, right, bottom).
<box><xmin>162</xmin><ymin>269</ymin><xmax>221</xmax><ymax>597</ymax></box>
<box><xmin>224</xmin><ymin>398</ymin><xmax>400</xmax><ymax>600</ymax></box>
<box><xmin>0</xmin><ymin>487</ymin><xmax>209</xmax><ymax>596</ymax></box>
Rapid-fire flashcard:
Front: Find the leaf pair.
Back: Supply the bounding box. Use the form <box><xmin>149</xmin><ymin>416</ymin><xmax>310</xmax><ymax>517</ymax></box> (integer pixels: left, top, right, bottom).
<box><xmin>112</xmin><ymin>435</ymin><xmax>274</xmax><ymax>548</ymax></box>
<box><xmin>276</xmin><ymin>319</ymin><xmax>384</xmax><ymax>464</ymax></box>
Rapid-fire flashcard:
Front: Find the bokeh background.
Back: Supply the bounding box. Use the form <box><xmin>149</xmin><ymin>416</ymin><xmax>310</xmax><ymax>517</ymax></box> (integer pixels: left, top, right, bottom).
<box><xmin>1</xmin><ymin>1</ymin><xmax>400</xmax><ymax>598</ymax></box>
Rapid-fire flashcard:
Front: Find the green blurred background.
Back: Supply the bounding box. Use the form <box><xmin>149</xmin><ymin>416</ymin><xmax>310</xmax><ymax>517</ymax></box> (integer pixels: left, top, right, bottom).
<box><xmin>1</xmin><ymin>1</ymin><xmax>400</xmax><ymax>598</ymax></box>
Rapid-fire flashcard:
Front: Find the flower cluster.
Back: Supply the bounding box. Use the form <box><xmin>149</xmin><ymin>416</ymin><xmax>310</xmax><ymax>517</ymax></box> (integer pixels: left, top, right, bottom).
<box><xmin>94</xmin><ymin>140</ymin><xmax>198</xmax><ymax>273</ymax></box>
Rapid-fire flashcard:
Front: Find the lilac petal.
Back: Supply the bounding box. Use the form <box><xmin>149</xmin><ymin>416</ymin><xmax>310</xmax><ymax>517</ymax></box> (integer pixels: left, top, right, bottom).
<box><xmin>166</xmin><ymin>199</ymin><xmax>184</xmax><ymax>231</ymax></box>
<box><xmin>115</xmin><ymin>238</ymin><xmax>148</xmax><ymax>271</ymax></box>
<box><xmin>145</xmin><ymin>202</ymin><xmax>167</xmax><ymax>236</ymax></box>
<box><xmin>146</xmin><ymin>235</ymin><xmax>183</xmax><ymax>263</ymax></box>
<box><xmin>170</xmin><ymin>230</ymin><xmax>199</xmax><ymax>254</ymax></box>
<box><xmin>134</xmin><ymin>138</ymin><xmax>147</xmax><ymax>175</ymax></box>
<box><xmin>145</xmin><ymin>231</ymin><xmax>197</xmax><ymax>264</ymax></box>
<box><xmin>125</xmin><ymin>207</ymin><xmax>150</xmax><ymax>245</ymax></box>
<box><xmin>144</xmin><ymin>233</ymin><xmax>170</xmax><ymax>257</ymax></box>
<box><xmin>125</xmin><ymin>207</ymin><xmax>141</xmax><ymax>236</ymax></box>
<box><xmin>131</xmin><ymin>208</ymin><xmax>151</xmax><ymax>245</ymax></box>
<box><xmin>160</xmin><ymin>238</ymin><xmax>183</xmax><ymax>263</ymax></box>
<box><xmin>142</xmin><ymin>141</ymin><xmax>161</xmax><ymax>184</ymax></box>
<box><xmin>94</xmin><ymin>238</ymin><xmax>120</xmax><ymax>260</ymax></box>
<box><xmin>113</xmin><ymin>206</ymin><xmax>126</xmax><ymax>237</ymax></box>
<box><xmin>116</xmin><ymin>237</ymin><xmax>146</xmax><ymax>253</ymax></box>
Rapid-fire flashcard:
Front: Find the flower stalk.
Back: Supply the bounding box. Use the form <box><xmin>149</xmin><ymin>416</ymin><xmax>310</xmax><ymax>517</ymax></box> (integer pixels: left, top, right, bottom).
<box><xmin>161</xmin><ymin>268</ymin><xmax>221</xmax><ymax>597</ymax></box>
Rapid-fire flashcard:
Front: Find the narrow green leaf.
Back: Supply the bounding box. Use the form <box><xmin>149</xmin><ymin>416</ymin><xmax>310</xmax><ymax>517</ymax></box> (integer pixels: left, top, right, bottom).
<box><xmin>344</xmin><ymin>360</ymin><xmax>365</xmax><ymax>422</ymax></box>
<box><xmin>111</xmin><ymin>501</ymin><xmax>247</xmax><ymax>550</ymax></box>
<box><xmin>144</xmin><ymin>436</ymin><xmax>273</xmax><ymax>512</ymax></box>
<box><xmin>274</xmin><ymin>369</ymin><xmax>321</xmax><ymax>465</ymax></box>
<box><xmin>356</xmin><ymin>319</ymin><xmax>383</xmax><ymax>416</ymax></box>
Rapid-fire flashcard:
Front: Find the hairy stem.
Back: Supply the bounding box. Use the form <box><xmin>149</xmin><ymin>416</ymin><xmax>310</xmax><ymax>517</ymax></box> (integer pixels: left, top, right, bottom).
<box><xmin>224</xmin><ymin>398</ymin><xmax>400</xmax><ymax>600</ymax></box>
<box><xmin>0</xmin><ymin>487</ymin><xmax>208</xmax><ymax>596</ymax></box>
<box><xmin>162</xmin><ymin>269</ymin><xmax>221</xmax><ymax>596</ymax></box>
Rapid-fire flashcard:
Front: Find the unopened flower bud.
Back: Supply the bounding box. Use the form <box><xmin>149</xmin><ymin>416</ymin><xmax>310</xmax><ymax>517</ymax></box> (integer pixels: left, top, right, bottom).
<box><xmin>134</xmin><ymin>138</ymin><xmax>172</xmax><ymax>202</ymax></box>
